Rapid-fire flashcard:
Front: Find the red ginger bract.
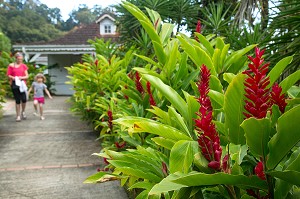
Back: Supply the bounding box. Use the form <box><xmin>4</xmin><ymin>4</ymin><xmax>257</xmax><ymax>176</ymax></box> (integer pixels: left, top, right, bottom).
<box><xmin>135</xmin><ymin>71</ymin><xmax>144</xmax><ymax>94</ymax></box>
<box><xmin>146</xmin><ymin>81</ymin><xmax>156</xmax><ymax>106</ymax></box>
<box><xmin>195</xmin><ymin>65</ymin><xmax>222</xmax><ymax>170</ymax></box>
<box><xmin>243</xmin><ymin>47</ymin><xmax>271</xmax><ymax>119</ymax></box>
<box><xmin>270</xmin><ymin>83</ymin><xmax>287</xmax><ymax>113</ymax></box>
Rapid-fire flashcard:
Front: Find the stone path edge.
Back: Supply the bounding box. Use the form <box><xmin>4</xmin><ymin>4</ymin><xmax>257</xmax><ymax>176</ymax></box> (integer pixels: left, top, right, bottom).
<box><xmin>0</xmin><ymin>163</ymin><xmax>101</xmax><ymax>172</ymax></box>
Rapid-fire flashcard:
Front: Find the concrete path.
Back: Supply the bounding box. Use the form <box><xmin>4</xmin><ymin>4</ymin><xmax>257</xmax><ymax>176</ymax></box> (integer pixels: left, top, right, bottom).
<box><xmin>0</xmin><ymin>97</ymin><xmax>128</xmax><ymax>199</ymax></box>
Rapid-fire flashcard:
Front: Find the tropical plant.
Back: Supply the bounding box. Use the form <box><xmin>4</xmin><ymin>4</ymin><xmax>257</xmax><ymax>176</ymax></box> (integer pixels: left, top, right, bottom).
<box><xmin>81</xmin><ymin>3</ymin><xmax>300</xmax><ymax>198</ymax></box>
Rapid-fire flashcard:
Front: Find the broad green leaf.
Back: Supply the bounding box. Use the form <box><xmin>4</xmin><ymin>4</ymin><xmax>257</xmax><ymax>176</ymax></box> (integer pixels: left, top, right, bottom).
<box><xmin>194</xmin><ymin>33</ymin><xmax>214</xmax><ymax>56</ymax></box>
<box><xmin>169</xmin><ymin>140</ymin><xmax>199</xmax><ymax>174</ymax></box>
<box><xmin>208</xmin><ymin>90</ymin><xmax>224</xmax><ymax>107</ymax></box>
<box><xmin>183</xmin><ymin>91</ymin><xmax>200</xmax><ymax>136</ymax></box>
<box><xmin>135</xmin><ymin>54</ymin><xmax>160</xmax><ymax>68</ymax></box>
<box><xmin>116</xmin><ymin>116</ymin><xmax>192</xmax><ymax>141</ymax></box>
<box><xmin>210</xmin><ymin>75</ymin><xmax>223</xmax><ymax>93</ymax></box>
<box><xmin>268</xmin><ymin>56</ymin><xmax>293</xmax><ymax>86</ymax></box>
<box><xmin>280</xmin><ymin>70</ymin><xmax>300</xmax><ymax>93</ymax></box>
<box><xmin>152</xmin><ymin>137</ymin><xmax>176</xmax><ymax>150</ymax></box>
<box><xmin>215</xmin><ymin>37</ymin><xmax>225</xmax><ymax>50</ymax></box>
<box><xmin>173</xmin><ymin>52</ymin><xmax>188</xmax><ymax>84</ymax></box>
<box><xmin>129</xmin><ymin>181</ymin><xmax>155</xmax><ymax>190</ymax></box>
<box><xmin>223</xmin><ymin>73</ymin><xmax>236</xmax><ymax>84</ymax></box>
<box><xmin>177</xmin><ymin>34</ymin><xmax>216</xmax><ymax>75</ymax></box>
<box><xmin>194</xmin><ymin>152</ymin><xmax>211</xmax><ymax>173</ymax></box>
<box><xmin>224</xmin><ymin>73</ymin><xmax>247</xmax><ymax>145</ymax></box>
<box><xmin>134</xmin><ymin>67</ymin><xmax>166</xmax><ymax>82</ymax></box>
<box><xmin>287</xmin><ymin>86</ymin><xmax>300</xmax><ymax>98</ymax></box>
<box><xmin>160</xmin><ymin>23</ymin><xmax>175</xmax><ymax>46</ymax></box>
<box><xmin>123</xmin><ymin>2</ymin><xmax>152</xmax><ymax>26</ymax></box>
<box><xmin>109</xmin><ymin>160</ymin><xmax>162</xmax><ymax>182</ymax></box>
<box><xmin>267</xmin><ymin>105</ymin><xmax>300</xmax><ymax>169</ymax></box>
<box><xmin>84</xmin><ymin>172</ymin><xmax>121</xmax><ymax>183</ymax></box>
<box><xmin>173</xmin><ymin>172</ymin><xmax>268</xmax><ymax>190</ymax></box>
<box><xmin>212</xmin><ymin>48</ymin><xmax>221</xmax><ymax>73</ymax></box>
<box><xmin>268</xmin><ymin>170</ymin><xmax>300</xmax><ymax>186</ymax></box>
<box><xmin>145</xmin><ymin>7</ymin><xmax>161</xmax><ymax>30</ymax></box>
<box><xmin>224</xmin><ymin>44</ymin><xmax>256</xmax><ymax>71</ymax></box>
<box><xmin>168</xmin><ymin>106</ymin><xmax>191</xmax><ymax>137</ymax></box>
<box><xmin>143</xmin><ymin>74</ymin><xmax>189</xmax><ymax>120</ymax></box>
<box><xmin>148</xmin><ymin>106</ymin><xmax>171</xmax><ymax>125</ymax></box>
<box><xmin>152</xmin><ymin>40</ymin><xmax>167</xmax><ymax>65</ymax></box>
<box><xmin>149</xmin><ymin>173</ymin><xmax>188</xmax><ymax>196</ymax></box>
<box><xmin>164</xmin><ymin>40</ymin><xmax>179</xmax><ymax>76</ymax></box>
<box><xmin>220</xmin><ymin>44</ymin><xmax>230</xmax><ymax>69</ymax></box>
<box><xmin>241</xmin><ymin>118</ymin><xmax>271</xmax><ymax>158</ymax></box>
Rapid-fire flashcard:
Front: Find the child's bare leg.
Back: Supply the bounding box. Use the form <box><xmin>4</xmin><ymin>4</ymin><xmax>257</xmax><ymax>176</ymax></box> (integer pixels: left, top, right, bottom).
<box><xmin>39</xmin><ymin>103</ymin><xmax>44</xmax><ymax>120</ymax></box>
<box><xmin>33</xmin><ymin>100</ymin><xmax>38</xmax><ymax>115</ymax></box>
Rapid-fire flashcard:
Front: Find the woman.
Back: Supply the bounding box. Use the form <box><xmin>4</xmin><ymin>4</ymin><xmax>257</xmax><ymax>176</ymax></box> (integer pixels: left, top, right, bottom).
<box><xmin>6</xmin><ymin>52</ymin><xmax>29</xmax><ymax>122</ymax></box>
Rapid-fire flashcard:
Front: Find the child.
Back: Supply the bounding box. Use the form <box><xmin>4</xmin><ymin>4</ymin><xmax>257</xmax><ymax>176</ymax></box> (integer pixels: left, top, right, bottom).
<box><xmin>28</xmin><ymin>73</ymin><xmax>53</xmax><ymax>120</ymax></box>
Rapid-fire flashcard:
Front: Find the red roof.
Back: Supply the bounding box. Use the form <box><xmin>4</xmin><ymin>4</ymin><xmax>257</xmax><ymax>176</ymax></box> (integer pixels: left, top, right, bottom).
<box><xmin>28</xmin><ymin>22</ymin><xmax>119</xmax><ymax>46</ymax></box>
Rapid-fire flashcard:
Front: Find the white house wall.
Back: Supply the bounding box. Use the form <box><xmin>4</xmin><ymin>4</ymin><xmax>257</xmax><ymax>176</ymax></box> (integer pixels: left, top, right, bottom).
<box><xmin>100</xmin><ymin>18</ymin><xmax>116</xmax><ymax>35</ymax></box>
<box><xmin>48</xmin><ymin>54</ymin><xmax>81</xmax><ymax>95</ymax></box>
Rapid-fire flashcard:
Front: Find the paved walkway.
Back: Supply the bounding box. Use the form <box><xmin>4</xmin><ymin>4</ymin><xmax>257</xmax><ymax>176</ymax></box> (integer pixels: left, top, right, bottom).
<box><xmin>0</xmin><ymin>96</ymin><xmax>128</xmax><ymax>199</ymax></box>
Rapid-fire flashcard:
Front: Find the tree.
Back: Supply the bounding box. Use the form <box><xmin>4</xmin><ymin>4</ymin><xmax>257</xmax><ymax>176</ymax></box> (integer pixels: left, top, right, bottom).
<box><xmin>0</xmin><ymin>0</ymin><xmax>63</xmax><ymax>44</ymax></box>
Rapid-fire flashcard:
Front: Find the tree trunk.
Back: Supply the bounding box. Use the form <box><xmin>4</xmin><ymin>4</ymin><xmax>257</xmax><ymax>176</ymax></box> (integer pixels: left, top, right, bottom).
<box><xmin>261</xmin><ymin>0</ymin><xmax>269</xmax><ymax>30</ymax></box>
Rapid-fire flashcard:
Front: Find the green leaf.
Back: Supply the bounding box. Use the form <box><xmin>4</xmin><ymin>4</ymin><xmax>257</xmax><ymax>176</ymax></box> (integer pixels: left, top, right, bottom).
<box><xmin>115</xmin><ymin>116</ymin><xmax>192</xmax><ymax>141</ymax></box>
<box><xmin>224</xmin><ymin>44</ymin><xmax>256</xmax><ymax>71</ymax></box>
<box><xmin>160</xmin><ymin>23</ymin><xmax>175</xmax><ymax>46</ymax></box>
<box><xmin>135</xmin><ymin>54</ymin><xmax>160</xmax><ymax>68</ymax></box>
<box><xmin>210</xmin><ymin>75</ymin><xmax>223</xmax><ymax>93</ymax></box>
<box><xmin>173</xmin><ymin>172</ymin><xmax>268</xmax><ymax>190</ymax></box>
<box><xmin>169</xmin><ymin>140</ymin><xmax>199</xmax><ymax>174</ymax></box>
<box><xmin>149</xmin><ymin>173</ymin><xmax>188</xmax><ymax>196</ymax></box>
<box><xmin>208</xmin><ymin>90</ymin><xmax>224</xmax><ymax>107</ymax></box>
<box><xmin>151</xmin><ymin>137</ymin><xmax>176</xmax><ymax>150</ymax></box>
<box><xmin>195</xmin><ymin>33</ymin><xmax>214</xmax><ymax>56</ymax></box>
<box><xmin>168</xmin><ymin>106</ymin><xmax>191</xmax><ymax>137</ymax></box>
<box><xmin>177</xmin><ymin>34</ymin><xmax>216</xmax><ymax>75</ymax></box>
<box><xmin>220</xmin><ymin>44</ymin><xmax>230</xmax><ymax>69</ymax></box>
<box><xmin>84</xmin><ymin>172</ymin><xmax>121</xmax><ymax>183</ymax></box>
<box><xmin>268</xmin><ymin>170</ymin><xmax>300</xmax><ymax>186</ymax></box>
<box><xmin>267</xmin><ymin>105</ymin><xmax>300</xmax><ymax>169</ymax></box>
<box><xmin>109</xmin><ymin>160</ymin><xmax>162</xmax><ymax>182</ymax></box>
<box><xmin>212</xmin><ymin>48</ymin><xmax>222</xmax><ymax>74</ymax></box>
<box><xmin>268</xmin><ymin>56</ymin><xmax>293</xmax><ymax>86</ymax></box>
<box><xmin>143</xmin><ymin>74</ymin><xmax>189</xmax><ymax>121</ymax></box>
<box><xmin>129</xmin><ymin>181</ymin><xmax>155</xmax><ymax>190</ymax></box>
<box><xmin>223</xmin><ymin>73</ymin><xmax>236</xmax><ymax>84</ymax></box>
<box><xmin>224</xmin><ymin>73</ymin><xmax>247</xmax><ymax>145</ymax></box>
<box><xmin>279</xmin><ymin>70</ymin><xmax>300</xmax><ymax>93</ymax></box>
<box><xmin>241</xmin><ymin>118</ymin><xmax>271</xmax><ymax>158</ymax></box>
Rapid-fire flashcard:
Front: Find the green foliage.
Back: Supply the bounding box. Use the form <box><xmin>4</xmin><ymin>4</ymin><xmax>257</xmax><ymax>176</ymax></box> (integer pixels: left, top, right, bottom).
<box><xmin>64</xmin><ymin>3</ymin><xmax>300</xmax><ymax>198</ymax></box>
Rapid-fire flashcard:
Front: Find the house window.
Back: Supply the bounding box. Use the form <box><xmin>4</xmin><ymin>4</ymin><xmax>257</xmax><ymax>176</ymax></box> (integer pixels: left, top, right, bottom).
<box><xmin>104</xmin><ymin>25</ymin><xmax>111</xmax><ymax>33</ymax></box>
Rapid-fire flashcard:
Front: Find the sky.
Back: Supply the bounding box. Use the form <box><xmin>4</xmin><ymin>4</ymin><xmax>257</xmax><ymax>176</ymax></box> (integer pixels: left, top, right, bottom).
<box><xmin>39</xmin><ymin>0</ymin><xmax>122</xmax><ymax>20</ymax></box>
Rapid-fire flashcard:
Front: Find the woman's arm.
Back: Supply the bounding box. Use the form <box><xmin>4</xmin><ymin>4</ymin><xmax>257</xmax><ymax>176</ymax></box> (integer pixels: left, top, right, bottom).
<box><xmin>19</xmin><ymin>70</ymin><xmax>29</xmax><ymax>80</ymax></box>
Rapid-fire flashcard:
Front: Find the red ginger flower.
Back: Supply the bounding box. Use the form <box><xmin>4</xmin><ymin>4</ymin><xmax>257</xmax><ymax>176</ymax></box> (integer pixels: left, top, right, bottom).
<box><xmin>195</xmin><ymin>65</ymin><xmax>222</xmax><ymax>170</ymax></box>
<box><xmin>195</xmin><ymin>20</ymin><xmax>201</xmax><ymax>42</ymax></box>
<box><xmin>255</xmin><ymin>161</ymin><xmax>266</xmax><ymax>180</ymax></box>
<box><xmin>135</xmin><ymin>71</ymin><xmax>144</xmax><ymax>94</ymax></box>
<box><xmin>146</xmin><ymin>81</ymin><xmax>156</xmax><ymax>106</ymax></box>
<box><xmin>270</xmin><ymin>83</ymin><xmax>287</xmax><ymax>113</ymax></box>
<box><xmin>107</xmin><ymin>109</ymin><xmax>113</xmax><ymax>132</ymax></box>
<box><xmin>243</xmin><ymin>47</ymin><xmax>271</xmax><ymax>119</ymax></box>
<box><xmin>115</xmin><ymin>141</ymin><xmax>126</xmax><ymax>149</ymax></box>
<box><xmin>196</xmin><ymin>20</ymin><xmax>201</xmax><ymax>33</ymax></box>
